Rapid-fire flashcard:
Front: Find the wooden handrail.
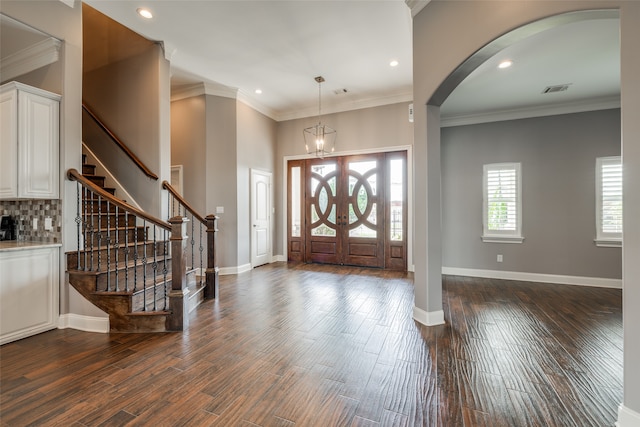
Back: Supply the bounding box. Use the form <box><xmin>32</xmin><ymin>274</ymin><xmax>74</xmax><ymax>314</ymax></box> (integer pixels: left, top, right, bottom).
<box><xmin>82</xmin><ymin>103</ymin><xmax>159</xmax><ymax>180</ymax></box>
<box><xmin>67</xmin><ymin>168</ymin><xmax>170</xmax><ymax>230</ymax></box>
<box><xmin>162</xmin><ymin>181</ymin><xmax>206</xmax><ymax>224</ymax></box>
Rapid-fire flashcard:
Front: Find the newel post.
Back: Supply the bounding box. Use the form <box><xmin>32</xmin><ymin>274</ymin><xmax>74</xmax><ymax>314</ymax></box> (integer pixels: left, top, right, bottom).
<box><xmin>205</xmin><ymin>214</ymin><xmax>219</xmax><ymax>299</ymax></box>
<box><xmin>167</xmin><ymin>216</ymin><xmax>190</xmax><ymax>331</ymax></box>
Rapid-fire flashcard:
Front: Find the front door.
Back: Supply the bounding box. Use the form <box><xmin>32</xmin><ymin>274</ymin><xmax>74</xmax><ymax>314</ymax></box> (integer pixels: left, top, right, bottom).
<box><xmin>305</xmin><ymin>153</ymin><xmax>385</xmax><ymax>268</ymax></box>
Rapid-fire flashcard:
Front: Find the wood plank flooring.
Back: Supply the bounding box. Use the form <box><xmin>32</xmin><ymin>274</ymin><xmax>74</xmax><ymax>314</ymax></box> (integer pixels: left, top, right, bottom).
<box><xmin>0</xmin><ymin>263</ymin><xmax>622</xmax><ymax>426</ymax></box>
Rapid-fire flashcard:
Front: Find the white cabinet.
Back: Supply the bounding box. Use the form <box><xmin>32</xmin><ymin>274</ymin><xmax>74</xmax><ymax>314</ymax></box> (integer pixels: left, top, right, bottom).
<box><xmin>0</xmin><ymin>245</ymin><xmax>60</xmax><ymax>345</ymax></box>
<box><xmin>0</xmin><ymin>82</ymin><xmax>60</xmax><ymax>199</ymax></box>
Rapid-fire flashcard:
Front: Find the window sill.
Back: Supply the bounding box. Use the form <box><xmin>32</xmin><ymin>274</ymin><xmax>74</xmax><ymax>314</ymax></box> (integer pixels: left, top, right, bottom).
<box><xmin>595</xmin><ymin>239</ymin><xmax>622</xmax><ymax>248</ymax></box>
<box><xmin>481</xmin><ymin>235</ymin><xmax>524</xmax><ymax>244</ymax></box>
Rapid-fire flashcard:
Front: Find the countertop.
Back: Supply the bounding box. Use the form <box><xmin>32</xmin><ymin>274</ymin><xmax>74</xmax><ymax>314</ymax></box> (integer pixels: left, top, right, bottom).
<box><xmin>0</xmin><ymin>241</ymin><xmax>62</xmax><ymax>252</ymax></box>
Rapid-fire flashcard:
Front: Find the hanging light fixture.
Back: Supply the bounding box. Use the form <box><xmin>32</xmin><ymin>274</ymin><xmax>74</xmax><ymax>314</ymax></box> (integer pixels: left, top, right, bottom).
<box><xmin>304</xmin><ymin>76</ymin><xmax>336</xmax><ymax>158</ymax></box>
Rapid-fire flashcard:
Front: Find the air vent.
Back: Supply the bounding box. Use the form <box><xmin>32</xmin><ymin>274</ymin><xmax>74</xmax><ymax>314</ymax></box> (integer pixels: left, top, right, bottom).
<box><xmin>542</xmin><ymin>84</ymin><xmax>571</xmax><ymax>94</ymax></box>
<box><xmin>333</xmin><ymin>88</ymin><xmax>348</xmax><ymax>95</ymax></box>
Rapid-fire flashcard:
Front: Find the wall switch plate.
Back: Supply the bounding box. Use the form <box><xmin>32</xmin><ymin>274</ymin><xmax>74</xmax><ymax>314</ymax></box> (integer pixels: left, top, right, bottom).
<box><xmin>44</xmin><ymin>217</ymin><xmax>53</xmax><ymax>231</ymax></box>
<box><xmin>216</xmin><ymin>206</ymin><xmax>224</xmax><ymax>214</ymax></box>
<box><xmin>497</xmin><ymin>254</ymin><xmax>503</xmax><ymax>262</ymax></box>
<box><xmin>32</xmin><ymin>218</ymin><xmax>38</xmax><ymax>230</ymax></box>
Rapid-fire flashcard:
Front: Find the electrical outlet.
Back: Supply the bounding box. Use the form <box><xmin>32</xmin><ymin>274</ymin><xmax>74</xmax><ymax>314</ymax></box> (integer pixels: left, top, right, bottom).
<box><xmin>32</xmin><ymin>218</ymin><xmax>38</xmax><ymax>230</ymax></box>
<box><xmin>497</xmin><ymin>254</ymin><xmax>503</xmax><ymax>263</ymax></box>
<box><xmin>44</xmin><ymin>217</ymin><xmax>53</xmax><ymax>231</ymax></box>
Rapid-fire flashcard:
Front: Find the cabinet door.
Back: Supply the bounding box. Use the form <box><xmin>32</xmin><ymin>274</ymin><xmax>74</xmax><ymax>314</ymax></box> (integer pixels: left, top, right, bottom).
<box><xmin>0</xmin><ymin>247</ymin><xmax>60</xmax><ymax>345</ymax></box>
<box><xmin>18</xmin><ymin>91</ymin><xmax>59</xmax><ymax>198</ymax></box>
<box><xmin>0</xmin><ymin>89</ymin><xmax>18</xmax><ymax>198</ymax></box>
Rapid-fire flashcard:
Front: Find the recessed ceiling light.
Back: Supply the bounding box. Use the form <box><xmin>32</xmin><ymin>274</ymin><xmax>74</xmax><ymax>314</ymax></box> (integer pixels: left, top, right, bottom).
<box><xmin>390</xmin><ymin>60</ymin><xmax>399</xmax><ymax>67</ymax></box>
<box><xmin>255</xmin><ymin>89</ymin><xmax>262</xmax><ymax>94</ymax></box>
<box><xmin>498</xmin><ymin>60</ymin><xmax>513</xmax><ymax>69</ymax></box>
<box><xmin>137</xmin><ymin>8</ymin><xmax>153</xmax><ymax>19</ymax></box>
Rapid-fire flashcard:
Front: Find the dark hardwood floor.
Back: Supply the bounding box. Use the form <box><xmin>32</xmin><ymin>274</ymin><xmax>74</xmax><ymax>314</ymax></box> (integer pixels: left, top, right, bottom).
<box><xmin>0</xmin><ymin>263</ymin><xmax>622</xmax><ymax>426</ymax></box>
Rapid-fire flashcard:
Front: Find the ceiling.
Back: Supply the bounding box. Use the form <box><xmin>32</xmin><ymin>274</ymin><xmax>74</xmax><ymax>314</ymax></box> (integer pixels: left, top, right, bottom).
<box><xmin>5</xmin><ymin>3</ymin><xmax>620</xmax><ymax>124</ymax></box>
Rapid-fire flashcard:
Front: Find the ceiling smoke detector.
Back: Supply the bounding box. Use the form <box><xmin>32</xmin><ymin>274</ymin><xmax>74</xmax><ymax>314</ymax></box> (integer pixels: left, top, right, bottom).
<box><xmin>333</xmin><ymin>88</ymin><xmax>348</xmax><ymax>95</ymax></box>
<box><xmin>542</xmin><ymin>84</ymin><xmax>571</xmax><ymax>94</ymax></box>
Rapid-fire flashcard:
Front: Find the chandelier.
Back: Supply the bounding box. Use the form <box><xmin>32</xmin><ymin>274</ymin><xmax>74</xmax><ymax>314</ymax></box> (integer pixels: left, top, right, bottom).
<box><xmin>304</xmin><ymin>76</ymin><xmax>336</xmax><ymax>158</ymax></box>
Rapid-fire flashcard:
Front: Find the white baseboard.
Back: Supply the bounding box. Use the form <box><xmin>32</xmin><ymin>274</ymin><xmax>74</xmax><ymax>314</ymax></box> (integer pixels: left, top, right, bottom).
<box><xmin>219</xmin><ymin>263</ymin><xmax>252</xmax><ymax>276</ymax></box>
<box><xmin>272</xmin><ymin>255</ymin><xmax>287</xmax><ymax>262</ymax></box>
<box><xmin>58</xmin><ymin>313</ymin><xmax>109</xmax><ymax>333</ymax></box>
<box><xmin>616</xmin><ymin>404</ymin><xmax>640</xmax><ymax>427</ymax></box>
<box><xmin>413</xmin><ymin>306</ymin><xmax>445</xmax><ymax>326</ymax></box>
<box><xmin>442</xmin><ymin>266</ymin><xmax>622</xmax><ymax>289</ymax></box>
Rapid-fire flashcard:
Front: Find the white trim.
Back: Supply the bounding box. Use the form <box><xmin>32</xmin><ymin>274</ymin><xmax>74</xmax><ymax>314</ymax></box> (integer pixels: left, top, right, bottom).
<box><xmin>616</xmin><ymin>404</ymin><xmax>640</xmax><ymax>427</ymax></box>
<box><xmin>481</xmin><ymin>236</ymin><xmax>524</xmax><ymax>244</ymax></box>
<box><xmin>276</xmin><ymin>92</ymin><xmax>413</xmax><ymax>122</ymax></box>
<box><xmin>82</xmin><ymin>143</ymin><xmax>143</xmax><ymax>210</ymax></box>
<box><xmin>281</xmin><ymin>145</ymin><xmax>413</xmax><ymax>271</ymax></box>
<box><xmin>441</xmin><ymin>97</ymin><xmax>621</xmax><ymax>128</ymax></box>
<box><xmin>219</xmin><ymin>263</ymin><xmax>252</xmax><ymax>276</ymax></box>
<box><xmin>595</xmin><ymin>238</ymin><xmax>622</xmax><ymax>248</ymax></box>
<box><xmin>272</xmin><ymin>255</ymin><xmax>287</xmax><ymax>262</ymax></box>
<box><xmin>0</xmin><ymin>37</ymin><xmax>61</xmax><ymax>83</ymax></box>
<box><xmin>442</xmin><ymin>266</ymin><xmax>622</xmax><ymax>289</ymax></box>
<box><xmin>413</xmin><ymin>306</ymin><xmax>445</xmax><ymax>326</ymax></box>
<box><xmin>58</xmin><ymin>313</ymin><xmax>109</xmax><ymax>333</ymax></box>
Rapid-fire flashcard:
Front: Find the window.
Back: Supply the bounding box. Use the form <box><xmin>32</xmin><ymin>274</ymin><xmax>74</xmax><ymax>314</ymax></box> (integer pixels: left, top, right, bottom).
<box><xmin>596</xmin><ymin>156</ymin><xmax>622</xmax><ymax>247</ymax></box>
<box><xmin>482</xmin><ymin>162</ymin><xmax>523</xmax><ymax>243</ymax></box>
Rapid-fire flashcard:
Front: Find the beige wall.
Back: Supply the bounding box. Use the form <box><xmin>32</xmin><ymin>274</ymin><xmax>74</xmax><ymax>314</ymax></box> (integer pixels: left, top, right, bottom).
<box><xmin>171</xmin><ymin>95</ymin><xmax>206</xmax><ymax>213</ymax></box>
<box><xmin>83</xmin><ymin>45</ymin><xmax>169</xmax><ymax>217</ymax></box>
<box><xmin>236</xmin><ymin>101</ymin><xmax>277</xmax><ymax>267</ymax></box>
<box><xmin>412</xmin><ymin>0</ymin><xmax>640</xmax><ymax>420</ymax></box>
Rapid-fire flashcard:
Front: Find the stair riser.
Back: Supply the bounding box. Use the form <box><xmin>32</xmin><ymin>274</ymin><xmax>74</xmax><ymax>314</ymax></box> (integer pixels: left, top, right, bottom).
<box><xmin>79</xmin><ymin>199</ymin><xmax>119</xmax><ymax>213</ymax></box>
<box><xmin>82</xmin><ymin>164</ymin><xmax>96</xmax><ymax>175</ymax></box>
<box><xmin>95</xmin><ymin>259</ymin><xmax>171</xmax><ymax>291</ymax></box>
<box><xmin>67</xmin><ymin>241</ymin><xmax>168</xmax><ymax>271</ymax></box>
<box><xmin>132</xmin><ymin>282</ymin><xmax>171</xmax><ymax>312</ymax></box>
<box><xmin>86</xmin><ymin>176</ymin><xmax>106</xmax><ymax>187</ymax></box>
<box><xmin>82</xmin><ymin>213</ymin><xmax>137</xmax><ymax>228</ymax></box>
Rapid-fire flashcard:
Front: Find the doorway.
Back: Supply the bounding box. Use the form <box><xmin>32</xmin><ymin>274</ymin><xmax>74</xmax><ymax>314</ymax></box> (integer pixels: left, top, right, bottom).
<box><xmin>288</xmin><ymin>151</ymin><xmax>406</xmax><ymax>270</ymax></box>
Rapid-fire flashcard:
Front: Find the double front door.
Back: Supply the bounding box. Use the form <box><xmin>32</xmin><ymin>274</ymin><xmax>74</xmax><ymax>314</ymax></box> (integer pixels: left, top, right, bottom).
<box><xmin>288</xmin><ymin>151</ymin><xmax>406</xmax><ymax>270</ymax></box>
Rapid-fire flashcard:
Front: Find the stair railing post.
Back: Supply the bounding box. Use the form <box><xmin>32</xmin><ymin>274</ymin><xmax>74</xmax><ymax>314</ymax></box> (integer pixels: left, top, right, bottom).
<box><xmin>167</xmin><ymin>216</ymin><xmax>190</xmax><ymax>331</ymax></box>
<box><xmin>204</xmin><ymin>214</ymin><xmax>219</xmax><ymax>299</ymax></box>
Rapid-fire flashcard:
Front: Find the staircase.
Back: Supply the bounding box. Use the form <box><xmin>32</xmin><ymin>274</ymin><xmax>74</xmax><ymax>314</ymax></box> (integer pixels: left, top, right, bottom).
<box><xmin>65</xmin><ymin>155</ymin><xmax>199</xmax><ymax>332</ymax></box>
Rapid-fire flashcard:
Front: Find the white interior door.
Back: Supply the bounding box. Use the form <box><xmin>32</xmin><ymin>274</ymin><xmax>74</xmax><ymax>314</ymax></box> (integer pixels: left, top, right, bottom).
<box><xmin>251</xmin><ymin>169</ymin><xmax>272</xmax><ymax>268</ymax></box>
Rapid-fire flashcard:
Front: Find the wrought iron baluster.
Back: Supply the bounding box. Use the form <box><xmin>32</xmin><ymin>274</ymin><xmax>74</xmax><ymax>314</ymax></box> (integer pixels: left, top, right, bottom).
<box><xmin>124</xmin><ymin>211</ymin><xmax>129</xmax><ymax>291</ymax></box>
<box><xmin>152</xmin><ymin>226</ymin><xmax>158</xmax><ymax>311</ymax></box>
<box><xmin>114</xmin><ymin>205</ymin><xmax>119</xmax><ymax>291</ymax></box>
<box><xmin>191</xmin><ymin>213</ymin><xmax>195</xmax><ymax>269</ymax></box>
<box><xmin>96</xmin><ymin>195</ymin><xmax>102</xmax><ymax>285</ymax></box>
<box><xmin>142</xmin><ymin>219</ymin><xmax>147</xmax><ymax>310</ymax></box>
<box><xmin>133</xmin><ymin>215</ymin><xmax>139</xmax><ymax>292</ymax></box>
<box><xmin>162</xmin><ymin>229</ymin><xmax>168</xmax><ymax>310</ymax></box>
<box><xmin>82</xmin><ymin>186</ymin><xmax>88</xmax><ymax>270</ymax></box>
<box><xmin>199</xmin><ymin>221</ymin><xmax>204</xmax><ymax>287</ymax></box>
<box><xmin>106</xmin><ymin>201</ymin><xmax>111</xmax><ymax>292</ymax></box>
<box><xmin>75</xmin><ymin>182</ymin><xmax>81</xmax><ymax>270</ymax></box>
<box><xmin>89</xmin><ymin>187</ymin><xmax>95</xmax><ymax>271</ymax></box>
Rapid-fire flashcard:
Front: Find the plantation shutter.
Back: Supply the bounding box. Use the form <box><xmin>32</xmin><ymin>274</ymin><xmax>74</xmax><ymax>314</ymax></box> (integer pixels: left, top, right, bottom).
<box><xmin>600</xmin><ymin>158</ymin><xmax>623</xmax><ymax>234</ymax></box>
<box><xmin>486</xmin><ymin>166</ymin><xmax>517</xmax><ymax>231</ymax></box>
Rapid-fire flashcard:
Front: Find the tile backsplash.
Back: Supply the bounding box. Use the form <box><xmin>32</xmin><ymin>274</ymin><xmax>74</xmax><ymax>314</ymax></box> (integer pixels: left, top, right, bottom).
<box><xmin>0</xmin><ymin>199</ymin><xmax>62</xmax><ymax>243</ymax></box>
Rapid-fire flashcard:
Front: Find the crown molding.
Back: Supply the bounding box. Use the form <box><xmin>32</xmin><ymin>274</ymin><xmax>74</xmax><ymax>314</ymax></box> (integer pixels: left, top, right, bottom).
<box><xmin>1</xmin><ymin>37</ymin><xmax>61</xmax><ymax>82</ymax></box>
<box><xmin>58</xmin><ymin>0</ymin><xmax>75</xmax><ymax>7</ymax></box>
<box><xmin>171</xmin><ymin>81</ymin><xmax>238</xmax><ymax>102</ymax></box>
<box><xmin>275</xmin><ymin>91</ymin><xmax>414</xmax><ymax>122</ymax></box>
<box><xmin>405</xmin><ymin>0</ymin><xmax>431</xmax><ymax>17</ymax></box>
<box><xmin>440</xmin><ymin>96</ymin><xmax>621</xmax><ymax>127</ymax></box>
